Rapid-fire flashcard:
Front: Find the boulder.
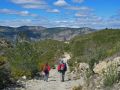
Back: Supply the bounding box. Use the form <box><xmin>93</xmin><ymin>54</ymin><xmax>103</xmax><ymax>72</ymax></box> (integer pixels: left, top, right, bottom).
<box><xmin>78</xmin><ymin>63</ymin><xmax>89</xmax><ymax>72</ymax></box>
<box><xmin>93</xmin><ymin>61</ymin><xmax>107</xmax><ymax>75</ymax></box>
<box><xmin>93</xmin><ymin>57</ymin><xmax>120</xmax><ymax>75</ymax></box>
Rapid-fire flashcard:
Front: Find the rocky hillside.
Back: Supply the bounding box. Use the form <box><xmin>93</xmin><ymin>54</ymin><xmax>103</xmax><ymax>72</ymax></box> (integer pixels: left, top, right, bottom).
<box><xmin>1</xmin><ymin>29</ymin><xmax>120</xmax><ymax>90</ymax></box>
<box><xmin>68</xmin><ymin>29</ymin><xmax>120</xmax><ymax>90</ymax></box>
<box><xmin>69</xmin><ymin>29</ymin><xmax>120</xmax><ymax>69</ymax></box>
<box><xmin>0</xmin><ymin>26</ymin><xmax>95</xmax><ymax>41</ymax></box>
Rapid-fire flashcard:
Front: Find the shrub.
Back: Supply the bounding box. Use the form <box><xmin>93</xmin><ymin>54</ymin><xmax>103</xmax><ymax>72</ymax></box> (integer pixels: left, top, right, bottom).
<box><xmin>7</xmin><ymin>39</ymin><xmax>66</xmax><ymax>79</ymax></box>
<box><xmin>85</xmin><ymin>69</ymin><xmax>93</xmax><ymax>79</ymax></box>
<box><xmin>38</xmin><ymin>63</ymin><xmax>44</xmax><ymax>72</ymax></box>
<box><xmin>0</xmin><ymin>56</ymin><xmax>7</xmax><ymax>65</ymax></box>
<box><xmin>0</xmin><ymin>56</ymin><xmax>11</xmax><ymax>89</ymax></box>
<box><xmin>7</xmin><ymin>41</ymin><xmax>40</xmax><ymax>79</ymax></box>
<box><xmin>103</xmin><ymin>63</ymin><xmax>119</xmax><ymax>86</ymax></box>
<box><xmin>72</xmin><ymin>85</ymin><xmax>83</xmax><ymax>90</ymax></box>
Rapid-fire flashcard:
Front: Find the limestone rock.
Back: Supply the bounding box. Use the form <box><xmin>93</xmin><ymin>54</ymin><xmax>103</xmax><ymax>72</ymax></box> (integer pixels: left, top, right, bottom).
<box><xmin>79</xmin><ymin>63</ymin><xmax>89</xmax><ymax>71</ymax></box>
<box><xmin>93</xmin><ymin>57</ymin><xmax>120</xmax><ymax>75</ymax></box>
<box><xmin>93</xmin><ymin>61</ymin><xmax>107</xmax><ymax>75</ymax></box>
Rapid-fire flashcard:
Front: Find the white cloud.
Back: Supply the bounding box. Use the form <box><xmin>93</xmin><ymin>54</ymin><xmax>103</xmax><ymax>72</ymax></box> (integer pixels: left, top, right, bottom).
<box><xmin>11</xmin><ymin>0</ymin><xmax>48</xmax><ymax>9</ymax></box>
<box><xmin>1</xmin><ymin>16</ymin><xmax>120</xmax><ymax>29</ymax></box>
<box><xmin>47</xmin><ymin>9</ymin><xmax>60</xmax><ymax>13</ymax></box>
<box><xmin>11</xmin><ymin>0</ymin><xmax>39</xmax><ymax>4</ymax></box>
<box><xmin>73</xmin><ymin>0</ymin><xmax>85</xmax><ymax>3</ymax></box>
<box><xmin>1</xmin><ymin>7</ymin><xmax>120</xmax><ymax>29</ymax></box>
<box><xmin>74</xmin><ymin>7</ymin><xmax>94</xmax><ymax>18</ymax></box>
<box><xmin>54</xmin><ymin>0</ymin><xmax>68</xmax><ymax>7</ymax></box>
<box><xmin>75</xmin><ymin>10</ymin><xmax>103</xmax><ymax>24</ymax></box>
<box><xmin>0</xmin><ymin>19</ymin><xmax>32</xmax><ymax>27</ymax></box>
<box><xmin>65</xmin><ymin>6</ymin><xmax>93</xmax><ymax>11</ymax></box>
<box><xmin>0</xmin><ymin>18</ymin><xmax>50</xmax><ymax>27</ymax></box>
<box><xmin>106</xmin><ymin>12</ymin><xmax>120</xmax><ymax>28</ymax></box>
<box><xmin>78</xmin><ymin>6</ymin><xmax>93</xmax><ymax>10</ymax></box>
<box><xmin>0</xmin><ymin>8</ymin><xmax>37</xmax><ymax>17</ymax></box>
<box><xmin>75</xmin><ymin>13</ymin><xmax>88</xmax><ymax>17</ymax></box>
<box><xmin>22</xmin><ymin>4</ymin><xmax>48</xmax><ymax>9</ymax></box>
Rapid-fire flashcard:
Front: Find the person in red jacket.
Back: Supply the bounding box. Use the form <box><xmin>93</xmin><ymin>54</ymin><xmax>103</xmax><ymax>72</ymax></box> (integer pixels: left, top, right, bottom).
<box><xmin>57</xmin><ymin>60</ymin><xmax>67</xmax><ymax>82</ymax></box>
<box><xmin>43</xmin><ymin>63</ymin><xmax>51</xmax><ymax>82</ymax></box>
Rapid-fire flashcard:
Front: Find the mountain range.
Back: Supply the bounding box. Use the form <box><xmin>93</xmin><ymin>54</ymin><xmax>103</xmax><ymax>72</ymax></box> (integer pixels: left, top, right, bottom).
<box><xmin>0</xmin><ymin>26</ymin><xmax>95</xmax><ymax>41</ymax></box>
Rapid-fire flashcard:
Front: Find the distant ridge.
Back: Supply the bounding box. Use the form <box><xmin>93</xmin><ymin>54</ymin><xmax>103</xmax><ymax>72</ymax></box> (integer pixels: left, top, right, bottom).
<box><xmin>0</xmin><ymin>26</ymin><xmax>95</xmax><ymax>41</ymax></box>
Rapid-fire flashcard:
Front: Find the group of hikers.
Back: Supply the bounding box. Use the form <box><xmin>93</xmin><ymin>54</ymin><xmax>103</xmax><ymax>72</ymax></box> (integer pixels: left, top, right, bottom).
<box><xmin>42</xmin><ymin>60</ymin><xmax>67</xmax><ymax>82</ymax></box>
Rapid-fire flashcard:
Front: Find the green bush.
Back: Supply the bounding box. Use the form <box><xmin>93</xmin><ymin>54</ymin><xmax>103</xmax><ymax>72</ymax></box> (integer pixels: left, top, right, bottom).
<box><xmin>7</xmin><ymin>41</ymin><xmax>40</xmax><ymax>79</ymax></box>
<box><xmin>7</xmin><ymin>39</ymin><xmax>67</xmax><ymax>79</ymax></box>
<box><xmin>85</xmin><ymin>69</ymin><xmax>93</xmax><ymax>79</ymax></box>
<box><xmin>72</xmin><ymin>85</ymin><xmax>83</xmax><ymax>90</ymax></box>
<box><xmin>0</xmin><ymin>56</ymin><xmax>11</xmax><ymax>89</ymax></box>
<box><xmin>103</xmin><ymin>63</ymin><xmax>119</xmax><ymax>86</ymax></box>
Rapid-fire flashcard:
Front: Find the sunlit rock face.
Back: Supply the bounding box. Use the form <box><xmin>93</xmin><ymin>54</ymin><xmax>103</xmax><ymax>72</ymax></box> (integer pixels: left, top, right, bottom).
<box><xmin>93</xmin><ymin>57</ymin><xmax>120</xmax><ymax>75</ymax></box>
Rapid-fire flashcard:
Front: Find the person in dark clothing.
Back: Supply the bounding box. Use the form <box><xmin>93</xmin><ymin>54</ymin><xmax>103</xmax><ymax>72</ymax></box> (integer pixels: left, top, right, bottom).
<box><xmin>57</xmin><ymin>60</ymin><xmax>67</xmax><ymax>82</ymax></box>
<box><xmin>43</xmin><ymin>63</ymin><xmax>51</xmax><ymax>82</ymax></box>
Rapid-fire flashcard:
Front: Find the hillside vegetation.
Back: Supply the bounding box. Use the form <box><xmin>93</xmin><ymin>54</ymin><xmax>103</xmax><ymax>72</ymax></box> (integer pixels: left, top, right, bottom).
<box><xmin>1</xmin><ymin>29</ymin><xmax>120</xmax><ymax>89</ymax></box>
<box><xmin>7</xmin><ymin>39</ymin><xmax>68</xmax><ymax>79</ymax></box>
<box><xmin>69</xmin><ymin>29</ymin><xmax>120</xmax><ymax>71</ymax></box>
<box><xmin>0</xmin><ymin>38</ymin><xmax>68</xmax><ymax>89</ymax></box>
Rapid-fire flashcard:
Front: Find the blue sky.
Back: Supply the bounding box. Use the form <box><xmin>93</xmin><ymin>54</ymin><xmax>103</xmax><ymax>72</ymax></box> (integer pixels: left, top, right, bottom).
<box><xmin>0</xmin><ymin>0</ymin><xmax>120</xmax><ymax>29</ymax></box>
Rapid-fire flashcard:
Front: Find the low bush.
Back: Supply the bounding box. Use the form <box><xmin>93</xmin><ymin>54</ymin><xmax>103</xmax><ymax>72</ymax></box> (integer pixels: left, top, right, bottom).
<box><xmin>0</xmin><ymin>56</ymin><xmax>11</xmax><ymax>89</ymax></box>
<box><xmin>103</xmin><ymin>63</ymin><xmax>119</xmax><ymax>86</ymax></box>
<box><xmin>6</xmin><ymin>39</ymin><xmax>66</xmax><ymax>79</ymax></box>
<box><xmin>72</xmin><ymin>85</ymin><xmax>83</xmax><ymax>90</ymax></box>
<box><xmin>7</xmin><ymin>41</ymin><xmax>40</xmax><ymax>79</ymax></box>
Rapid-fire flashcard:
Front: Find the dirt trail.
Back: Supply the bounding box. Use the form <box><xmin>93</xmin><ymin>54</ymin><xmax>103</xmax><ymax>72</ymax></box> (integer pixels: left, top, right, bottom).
<box><xmin>10</xmin><ymin>53</ymin><xmax>82</xmax><ymax>90</ymax></box>
<box><xmin>25</xmin><ymin>69</ymin><xmax>76</xmax><ymax>90</ymax></box>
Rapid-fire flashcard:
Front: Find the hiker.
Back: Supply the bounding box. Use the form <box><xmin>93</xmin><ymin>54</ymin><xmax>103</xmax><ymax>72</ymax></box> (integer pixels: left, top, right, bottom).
<box><xmin>43</xmin><ymin>63</ymin><xmax>51</xmax><ymax>82</ymax></box>
<box><xmin>57</xmin><ymin>60</ymin><xmax>67</xmax><ymax>82</ymax></box>
<box><xmin>39</xmin><ymin>64</ymin><xmax>45</xmax><ymax>80</ymax></box>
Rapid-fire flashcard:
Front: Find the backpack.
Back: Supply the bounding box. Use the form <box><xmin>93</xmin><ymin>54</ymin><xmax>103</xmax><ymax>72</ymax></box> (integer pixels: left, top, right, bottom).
<box><xmin>60</xmin><ymin>64</ymin><xmax>65</xmax><ymax>71</ymax></box>
<box><xmin>57</xmin><ymin>64</ymin><xmax>61</xmax><ymax>71</ymax></box>
<box><xmin>61</xmin><ymin>63</ymin><xmax>67</xmax><ymax>71</ymax></box>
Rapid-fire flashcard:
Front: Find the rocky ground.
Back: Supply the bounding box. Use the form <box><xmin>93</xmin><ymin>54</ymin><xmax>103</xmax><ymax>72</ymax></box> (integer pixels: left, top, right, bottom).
<box><xmin>5</xmin><ymin>54</ymin><xmax>120</xmax><ymax>90</ymax></box>
<box><xmin>20</xmin><ymin>68</ymin><xmax>82</xmax><ymax>90</ymax></box>
<box><xmin>6</xmin><ymin>53</ymin><xmax>83</xmax><ymax>90</ymax></box>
